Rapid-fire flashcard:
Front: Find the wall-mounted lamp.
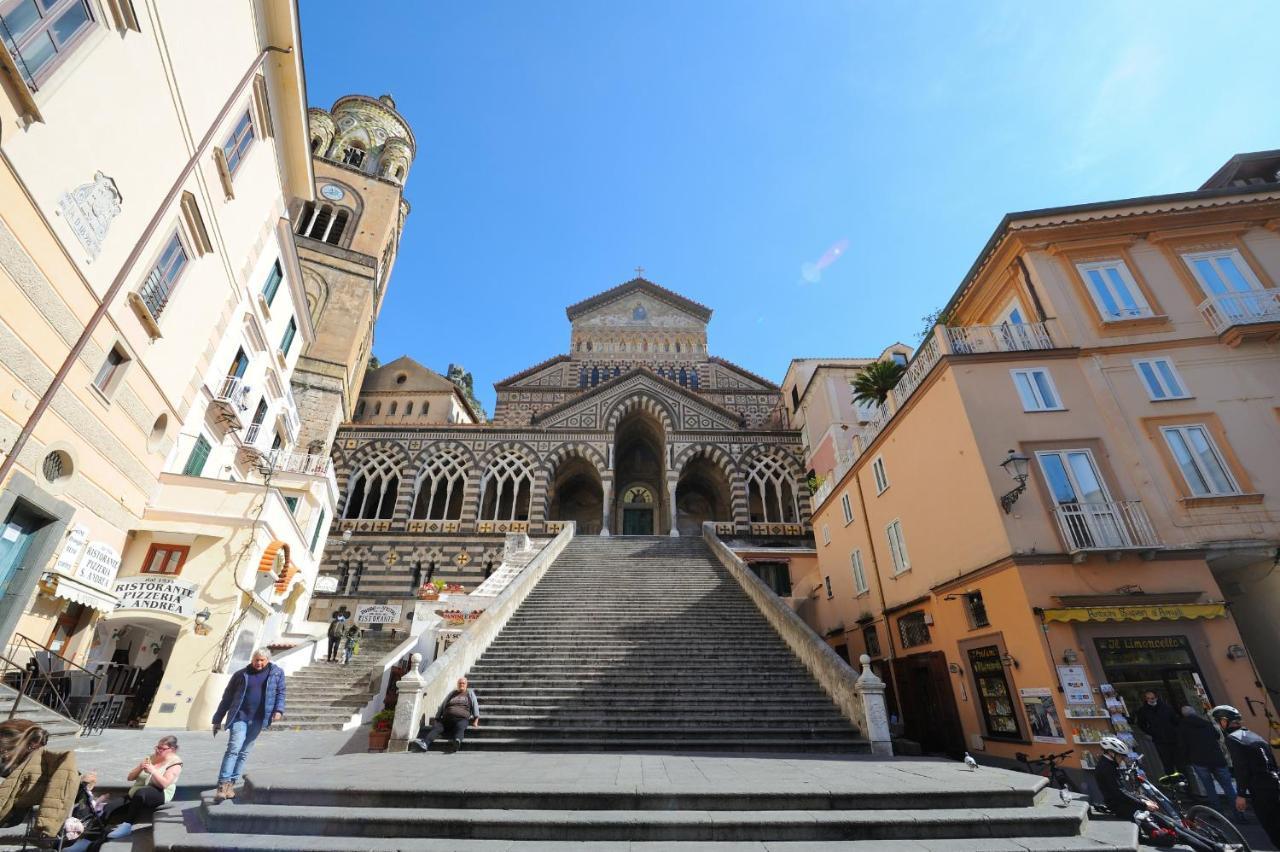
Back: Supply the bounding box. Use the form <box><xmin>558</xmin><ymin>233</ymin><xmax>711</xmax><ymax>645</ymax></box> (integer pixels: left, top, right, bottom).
<box><xmin>1062</xmin><ymin>648</ymin><xmax>1079</xmax><ymax>665</ymax></box>
<box><xmin>1226</xmin><ymin>644</ymin><xmax>1247</xmax><ymax>660</ymax></box>
<box><xmin>194</xmin><ymin>608</ymin><xmax>212</xmax><ymax>636</ymax></box>
<box><xmin>999</xmin><ymin>450</ymin><xmax>1030</xmax><ymax>514</ymax></box>
<box><xmin>948</xmin><ymin>662</ymin><xmax>964</xmax><ymax>676</ymax></box>
<box><xmin>341</xmin><ymin>529</ymin><xmax>353</xmax><ymax>545</ymax></box>
<box><xmin>1001</xmin><ymin>652</ymin><xmax>1020</xmax><ymax>670</ymax></box>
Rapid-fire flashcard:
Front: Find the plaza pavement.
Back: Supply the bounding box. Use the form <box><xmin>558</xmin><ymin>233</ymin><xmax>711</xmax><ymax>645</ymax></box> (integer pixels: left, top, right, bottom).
<box><xmin>0</xmin><ymin>727</ymin><xmax>1272</xmax><ymax>851</ymax></box>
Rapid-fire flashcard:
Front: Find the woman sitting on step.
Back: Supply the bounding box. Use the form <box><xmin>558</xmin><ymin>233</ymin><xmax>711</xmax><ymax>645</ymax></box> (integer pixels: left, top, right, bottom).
<box><xmin>0</xmin><ymin>719</ymin><xmax>78</xmax><ymax>844</ymax></box>
<box><xmin>102</xmin><ymin>735</ymin><xmax>182</xmax><ymax>839</ymax></box>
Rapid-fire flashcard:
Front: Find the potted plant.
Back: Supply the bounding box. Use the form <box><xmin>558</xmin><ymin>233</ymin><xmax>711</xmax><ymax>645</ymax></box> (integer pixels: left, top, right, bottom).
<box><xmin>368</xmin><ymin>709</ymin><xmax>395</xmax><ymax>752</ymax></box>
<box><xmin>418</xmin><ymin>583</ymin><xmax>439</xmax><ymax>600</ymax></box>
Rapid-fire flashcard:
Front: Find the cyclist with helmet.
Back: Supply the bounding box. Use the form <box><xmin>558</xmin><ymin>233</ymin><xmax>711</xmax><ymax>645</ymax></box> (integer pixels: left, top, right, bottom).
<box><xmin>1212</xmin><ymin>704</ymin><xmax>1280</xmax><ymax>846</ymax></box>
<box><xmin>1093</xmin><ymin>735</ymin><xmax>1160</xmax><ymax>820</ymax></box>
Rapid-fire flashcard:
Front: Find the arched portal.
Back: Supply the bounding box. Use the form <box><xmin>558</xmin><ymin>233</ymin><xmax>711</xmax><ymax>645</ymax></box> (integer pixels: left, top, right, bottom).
<box><xmin>675</xmin><ymin>456</ymin><xmax>732</xmax><ymax>535</ymax></box>
<box><xmin>547</xmin><ymin>456</ymin><xmax>603</xmax><ymax>534</ymax></box>
<box><xmin>612</xmin><ymin>409</ymin><xmax>666</xmax><ymax>535</ymax></box>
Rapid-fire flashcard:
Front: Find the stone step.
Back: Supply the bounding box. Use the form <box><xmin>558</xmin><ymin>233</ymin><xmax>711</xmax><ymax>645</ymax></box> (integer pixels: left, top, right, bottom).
<box><xmin>196</xmin><ymin>800</ymin><xmax>1086</xmax><ymax>841</ymax></box>
<box><xmin>477</xmin><ymin>699</ymin><xmax>842</xmax><ymax>711</ymax></box>
<box><xmin>477</xmin><ymin>714</ymin><xmax>849</xmax><ymax>727</ymax></box>
<box><xmin>467</xmin><ymin>677</ymin><xmax>824</xmax><ymax>689</ymax></box>
<box><xmin>463</xmin><ymin>724</ymin><xmax>855</xmax><ymax>739</ymax></box>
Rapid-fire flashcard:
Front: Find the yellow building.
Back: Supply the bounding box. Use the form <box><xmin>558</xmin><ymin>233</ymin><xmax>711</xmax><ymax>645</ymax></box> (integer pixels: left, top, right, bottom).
<box><xmin>801</xmin><ymin>149</ymin><xmax>1280</xmax><ymax>770</ymax></box>
<box><xmin>0</xmin><ymin>1</ymin><xmax>320</xmax><ymax>730</ymax></box>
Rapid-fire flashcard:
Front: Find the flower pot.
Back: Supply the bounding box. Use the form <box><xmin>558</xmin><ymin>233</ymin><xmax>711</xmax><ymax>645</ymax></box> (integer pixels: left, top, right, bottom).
<box><xmin>368</xmin><ymin>728</ymin><xmax>391</xmax><ymax>752</ymax></box>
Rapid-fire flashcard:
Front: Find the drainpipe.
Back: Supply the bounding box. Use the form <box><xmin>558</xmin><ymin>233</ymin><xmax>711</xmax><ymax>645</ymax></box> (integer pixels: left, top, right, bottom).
<box><xmin>0</xmin><ymin>48</ymin><xmax>289</xmax><ymax>486</ymax></box>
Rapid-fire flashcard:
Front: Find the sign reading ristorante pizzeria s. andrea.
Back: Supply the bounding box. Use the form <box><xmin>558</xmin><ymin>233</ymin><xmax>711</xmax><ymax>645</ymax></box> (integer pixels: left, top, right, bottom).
<box><xmin>112</xmin><ymin>576</ymin><xmax>198</xmax><ymax>618</ymax></box>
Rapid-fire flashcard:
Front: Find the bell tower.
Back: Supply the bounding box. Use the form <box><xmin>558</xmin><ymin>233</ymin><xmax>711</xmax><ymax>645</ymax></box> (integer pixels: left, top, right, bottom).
<box><xmin>290</xmin><ymin>94</ymin><xmax>416</xmax><ymax>455</ymax></box>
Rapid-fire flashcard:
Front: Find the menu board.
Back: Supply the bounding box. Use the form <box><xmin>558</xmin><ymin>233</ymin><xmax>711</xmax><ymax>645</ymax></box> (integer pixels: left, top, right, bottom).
<box><xmin>968</xmin><ymin>645</ymin><xmax>1022</xmax><ymax>739</ymax></box>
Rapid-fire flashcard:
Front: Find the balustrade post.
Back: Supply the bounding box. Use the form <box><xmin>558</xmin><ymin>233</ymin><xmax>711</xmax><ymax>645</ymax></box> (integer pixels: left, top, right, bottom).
<box><xmin>389</xmin><ymin>652</ymin><xmax>425</xmax><ymax>752</ymax></box>
<box><xmin>854</xmin><ymin>654</ymin><xmax>893</xmax><ymax>756</ymax></box>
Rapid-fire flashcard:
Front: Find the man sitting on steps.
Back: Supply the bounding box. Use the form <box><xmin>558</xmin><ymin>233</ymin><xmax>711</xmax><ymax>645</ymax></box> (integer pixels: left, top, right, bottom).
<box><xmin>410</xmin><ymin>676</ymin><xmax>480</xmax><ymax>754</ymax></box>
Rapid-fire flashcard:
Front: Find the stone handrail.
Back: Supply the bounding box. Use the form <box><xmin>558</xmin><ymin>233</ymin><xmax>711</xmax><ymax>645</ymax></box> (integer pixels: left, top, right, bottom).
<box><xmin>701</xmin><ymin>522</ymin><xmax>892</xmax><ymax>755</ymax></box>
<box><xmin>389</xmin><ymin>522</ymin><xmax>576</xmax><ymax>751</ymax></box>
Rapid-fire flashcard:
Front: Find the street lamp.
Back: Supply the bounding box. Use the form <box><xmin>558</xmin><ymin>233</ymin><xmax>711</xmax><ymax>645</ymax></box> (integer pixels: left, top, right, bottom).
<box><xmin>999</xmin><ymin>449</ymin><xmax>1030</xmax><ymax>514</ymax></box>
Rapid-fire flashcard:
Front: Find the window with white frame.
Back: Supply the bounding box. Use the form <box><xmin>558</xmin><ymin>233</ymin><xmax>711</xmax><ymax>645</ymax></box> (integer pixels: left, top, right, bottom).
<box><xmin>1011</xmin><ymin>368</ymin><xmax>1063</xmax><ymax>411</ymax></box>
<box><xmin>1160</xmin><ymin>425</ymin><xmax>1240</xmax><ymax>497</ymax></box>
<box><xmin>1075</xmin><ymin>259</ymin><xmax>1153</xmax><ymax>321</ymax></box>
<box><xmin>0</xmin><ymin>0</ymin><xmax>95</xmax><ymax>88</ymax></box>
<box><xmin>1133</xmin><ymin>358</ymin><xmax>1190</xmax><ymax>401</ymax></box>
<box><xmin>821</xmin><ymin>524</ymin><xmax>830</xmax><ymax>545</ymax></box>
<box><xmin>1181</xmin><ymin>249</ymin><xmax>1264</xmax><ymax>298</ymax></box>
<box><xmin>850</xmin><ymin>549</ymin><xmax>868</xmax><ymax>594</ymax></box>
<box><xmin>840</xmin><ymin>493</ymin><xmax>854</xmax><ymax>525</ymax></box>
<box><xmin>222</xmin><ymin>111</ymin><xmax>255</xmax><ymax>175</ymax></box>
<box><xmin>886</xmin><ymin>519</ymin><xmax>910</xmax><ymax>575</ymax></box>
<box><xmin>342</xmin><ymin>449</ymin><xmax>401</xmax><ymax>519</ymax></box>
<box><xmin>872</xmin><ymin>456</ymin><xmax>888</xmax><ymax>494</ymax></box>
<box><xmin>823</xmin><ymin>575</ymin><xmax>833</xmax><ymax>599</ymax></box>
<box><xmin>411</xmin><ymin>447</ymin><xmax>468</xmax><ymax>520</ymax></box>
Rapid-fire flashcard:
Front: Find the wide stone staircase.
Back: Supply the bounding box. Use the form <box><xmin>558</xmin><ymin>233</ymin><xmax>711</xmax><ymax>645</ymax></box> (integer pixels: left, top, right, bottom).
<box><xmin>268</xmin><ymin>632</ymin><xmax>402</xmax><ymax>732</ymax></box>
<box><xmin>150</xmin><ymin>536</ymin><xmax>1138</xmax><ymax>850</ymax></box>
<box><xmin>458</xmin><ymin>535</ymin><xmax>867</xmax><ymax>752</ymax></box>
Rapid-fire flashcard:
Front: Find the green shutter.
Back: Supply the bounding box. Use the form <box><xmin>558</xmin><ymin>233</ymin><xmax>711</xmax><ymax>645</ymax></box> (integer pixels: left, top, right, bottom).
<box><xmin>262</xmin><ymin>261</ymin><xmax>282</xmax><ymax>306</ymax></box>
<box><xmin>310</xmin><ymin>510</ymin><xmax>326</xmax><ymax>552</ymax></box>
<box><xmin>183</xmin><ymin>436</ymin><xmax>212</xmax><ymax>476</ymax></box>
<box><xmin>280</xmin><ymin>318</ymin><xmax>297</xmax><ymax>356</ymax></box>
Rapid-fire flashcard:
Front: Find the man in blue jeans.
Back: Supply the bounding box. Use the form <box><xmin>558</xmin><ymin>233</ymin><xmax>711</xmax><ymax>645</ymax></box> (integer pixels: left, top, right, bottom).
<box><xmin>212</xmin><ymin>648</ymin><xmax>285</xmax><ymax>802</ymax></box>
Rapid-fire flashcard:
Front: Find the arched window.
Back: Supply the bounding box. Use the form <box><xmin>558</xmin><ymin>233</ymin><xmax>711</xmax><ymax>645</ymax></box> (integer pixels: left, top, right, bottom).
<box><xmin>479</xmin><ymin>451</ymin><xmax>533</xmax><ymax>521</ymax></box>
<box><xmin>746</xmin><ymin>452</ymin><xmax>800</xmax><ymax>524</ymax></box>
<box><xmin>404</xmin><ymin>401</ymin><xmax>413</xmax><ymax>416</ymax></box>
<box><xmin>388</xmin><ymin>401</ymin><xmax>398</xmax><ymax>416</ymax></box>
<box><xmin>310</xmin><ymin>136</ymin><xmax>322</xmax><ymax>153</ymax></box>
<box><xmin>591</xmin><ymin>367</ymin><xmax>599</xmax><ymax>386</ymax></box>
<box><xmin>355</xmin><ymin>401</ymin><xmax>365</xmax><ymax>420</ymax></box>
<box><xmin>421</xmin><ymin>400</ymin><xmax>429</xmax><ymax>417</ymax></box>
<box><xmin>326</xmin><ymin>209</ymin><xmax>349</xmax><ymax>245</ymax></box>
<box><xmin>679</xmin><ymin>368</ymin><xmax>688</xmax><ymax>386</ymax></box>
<box><xmin>411</xmin><ymin>448</ymin><xmax>468</xmax><ymax>520</ymax></box>
<box><xmin>342</xmin><ymin>449</ymin><xmax>401</xmax><ymax>519</ymax></box>
<box><xmin>579</xmin><ymin>368</ymin><xmax>587</xmax><ymax>388</ymax></box>
<box><xmin>342</xmin><ymin>142</ymin><xmax>366</xmax><ymax>168</ymax></box>
<box><xmin>373</xmin><ymin>401</ymin><xmax>382</xmax><ymax>416</ymax></box>
<box><xmin>612</xmin><ymin>366</ymin><xmax>620</xmax><ymax>378</ymax></box>
<box><xmin>675</xmin><ymin>342</ymin><xmax>681</xmax><ymax>353</ymax></box>
<box><xmin>690</xmin><ymin>370</ymin><xmax>700</xmax><ymax>389</ymax></box>
<box><xmin>394</xmin><ymin>165</ymin><xmax>405</xmax><ymax>179</ymax></box>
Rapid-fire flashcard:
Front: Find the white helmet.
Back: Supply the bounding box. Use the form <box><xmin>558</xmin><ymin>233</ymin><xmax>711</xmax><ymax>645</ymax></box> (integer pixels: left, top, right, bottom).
<box><xmin>1099</xmin><ymin>736</ymin><xmax>1129</xmax><ymax>755</ymax></box>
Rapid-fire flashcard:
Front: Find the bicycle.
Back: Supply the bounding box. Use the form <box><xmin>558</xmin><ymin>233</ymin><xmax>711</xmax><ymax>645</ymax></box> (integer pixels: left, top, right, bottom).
<box><xmin>1123</xmin><ymin>756</ymin><xmax>1250</xmax><ymax>851</ymax></box>
<box><xmin>1014</xmin><ymin>748</ymin><xmax>1081</xmax><ymax>794</ymax></box>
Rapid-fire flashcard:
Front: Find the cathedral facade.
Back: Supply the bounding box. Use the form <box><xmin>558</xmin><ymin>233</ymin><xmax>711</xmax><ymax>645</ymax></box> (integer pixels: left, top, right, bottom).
<box><xmin>315</xmin><ymin>278</ymin><xmax>812</xmax><ymax>609</ymax></box>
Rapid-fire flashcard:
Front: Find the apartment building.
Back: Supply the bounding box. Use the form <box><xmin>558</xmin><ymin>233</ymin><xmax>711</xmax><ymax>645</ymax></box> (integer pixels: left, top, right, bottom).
<box><xmin>0</xmin><ymin>0</ymin><xmax>326</xmax><ymax>729</ymax></box>
<box><xmin>801</xmin><ymin>149</ymin><xmax>1280</xmax><ymax>770</ymax></box>
<box><xmin>780</xmin><ymin>345</ymin><xmax>915</xmax><ymax>487</ymax></box>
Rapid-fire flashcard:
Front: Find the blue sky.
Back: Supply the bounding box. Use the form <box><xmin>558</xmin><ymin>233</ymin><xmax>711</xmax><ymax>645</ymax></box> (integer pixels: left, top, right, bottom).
<box><xmin>299</xmin><ymin>1</ymin><xmax>1278</xmax><ymax>414</ymax></box>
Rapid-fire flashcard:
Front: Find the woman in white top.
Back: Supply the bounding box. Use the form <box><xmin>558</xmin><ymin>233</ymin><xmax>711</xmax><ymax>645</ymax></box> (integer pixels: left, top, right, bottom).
<box><xmin>104</xmin><ymin>735</ymin><xmax>182</xmax><ymax>839</ymax></box>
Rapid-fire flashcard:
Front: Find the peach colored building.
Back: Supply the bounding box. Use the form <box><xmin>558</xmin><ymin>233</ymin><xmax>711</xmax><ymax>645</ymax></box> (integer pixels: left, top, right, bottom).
<box><xmin>802</xmin><ymin>149</ymin><xmax>1280</xmax><ymax>772</ymax></box>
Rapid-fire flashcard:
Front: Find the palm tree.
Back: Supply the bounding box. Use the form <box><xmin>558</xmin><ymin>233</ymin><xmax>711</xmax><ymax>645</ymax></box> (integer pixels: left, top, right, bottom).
<box><xmin>852</xmin><ymin>360</ymin><xmax>906</xmax><ymax>407</ymax></box>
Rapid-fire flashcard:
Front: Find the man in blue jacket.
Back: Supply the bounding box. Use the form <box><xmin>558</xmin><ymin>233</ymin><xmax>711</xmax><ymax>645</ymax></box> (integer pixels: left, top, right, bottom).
<box><xmin>212</xmin><ymin>648</ymin><xmax>285</xmax><ymax>801</ymax></box>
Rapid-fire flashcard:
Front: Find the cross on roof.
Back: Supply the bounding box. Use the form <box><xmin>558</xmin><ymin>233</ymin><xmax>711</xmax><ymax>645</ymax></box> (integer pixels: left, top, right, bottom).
<box><xmin>634</xmin><ymin>265</ymin><xmax>645</xmax><ymax>278</ymax></box>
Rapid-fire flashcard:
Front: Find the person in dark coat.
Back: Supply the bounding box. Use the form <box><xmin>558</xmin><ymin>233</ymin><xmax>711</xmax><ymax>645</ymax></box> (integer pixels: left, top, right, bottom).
<box><xmin>326</xmin><ymin>614</ymin><xmax>345</xmax><ymax>663</ymax></box>
<box><xmin>1213</xmin><ymin>704</ymin><xmax>1280</xmax><ymax>847</ymax></box>
<box><xmin>1134</xmin><ymin>690</ymin><xmax>1181</xmax><ymax>777</ymax></box>
<box><xmin>410</xmin><ymin>676</ymin><xmax>480</xmax><ymax>754</ymax></box>
<box><xmin>1177</xmin><ymin>705</ymin><xmax>1235</xmax><ymax>814</ymax></box>
<box><xmin>211</xmin><ymin>649</ymin><xmax>285</xmax><ymax>802</ymax></box>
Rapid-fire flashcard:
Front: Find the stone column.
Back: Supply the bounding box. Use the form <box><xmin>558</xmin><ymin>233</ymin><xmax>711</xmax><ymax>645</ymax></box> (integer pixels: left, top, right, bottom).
<box><xmin>854</xmin><ymin>654</ymin><xmax>893</xmax><ymax>756</ymax></box>
<box><xmin>600</xmin><ymin>479</ymin><xmax>612</xmax><ymax>536</ymax></box>
<box><xmin>389</xmin><ymin>652</ymin><xmax>425</xmax><ymax>752</ymax></box>
<box><xmin>667</xmin><ymin>480</ymin><xmax>679</xmax><ymax>537</ymax></box>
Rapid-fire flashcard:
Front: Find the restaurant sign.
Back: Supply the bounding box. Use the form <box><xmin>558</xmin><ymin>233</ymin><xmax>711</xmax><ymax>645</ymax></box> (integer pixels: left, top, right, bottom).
<box><xmin>78</xmin><ymin>541</ymin><xmax>121</xmax><ymax>591</ymax></box>
<box><xmin>112</xmin><ymin>577</ymin><xmax>198</xmax><ymax>618</ymax></box>
<box><xmin>1041</xmin><ymin>603</ymin><xmax>1225</xmax><ymax>623</ymax></box>
<box><xmin>355</xmin><ymin>604</ymin><xmax>401</xmax><ymax>624</ymax></box>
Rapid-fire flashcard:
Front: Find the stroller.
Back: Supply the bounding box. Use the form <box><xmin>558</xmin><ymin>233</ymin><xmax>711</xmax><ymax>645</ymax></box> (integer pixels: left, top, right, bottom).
<box><xmin>14</xmin><ymin>776</ymin><xmax>108</xmax><ymax>852</ymax></box>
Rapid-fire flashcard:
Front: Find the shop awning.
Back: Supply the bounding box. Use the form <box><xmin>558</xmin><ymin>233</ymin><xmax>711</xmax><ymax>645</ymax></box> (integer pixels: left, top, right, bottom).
<box><xmin>45</xmin><ymin>573</ymin><xmax>118</xmax><ymax>613</ymax></box>
<box><xmin>1042</xmin><ymin>603</ymin><xmax>1227</xmax><ymax>623</ymax></box>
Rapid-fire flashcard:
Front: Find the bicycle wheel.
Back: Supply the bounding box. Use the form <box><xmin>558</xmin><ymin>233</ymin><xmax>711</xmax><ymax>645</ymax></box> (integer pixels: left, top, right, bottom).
<box><xmin>1186</xmin><ymin>804</ymin><xmax>1251</xmax><ymax>851</ymax></box>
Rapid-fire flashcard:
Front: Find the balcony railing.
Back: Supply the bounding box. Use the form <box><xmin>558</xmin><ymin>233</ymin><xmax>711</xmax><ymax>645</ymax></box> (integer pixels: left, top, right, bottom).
<box><xmin>212</xmin><ymin>375</ymin><xmax>251</xmax><ymax>409</ymax></box>
<box><xmin>1051</xmin><ymin>500</ymin><xmax>1161</xmax><ymax>554</ymax></box>
<box><xmin>945</xmin><ymin>321</ymin><xmax>1053</xmax><ymax>354</ymax></box>
<box><xmin>137</xmin><ymin>266</ymin><xmax>177</xmax><ymax>321</ymax></box>
<box><xmin>263</xmin><ymin>450</ymin><xmax>333</xmax><ymax>480</ymax></box>
<box><xmin>1199</xmin><ymin>291</ymin><xmax>1280</xmax><ymax>335</ymax></box>
<box><xmin>243</xmin><ymin>423</ymin><xmax>263</xmax><ymax>446</ymax></box>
